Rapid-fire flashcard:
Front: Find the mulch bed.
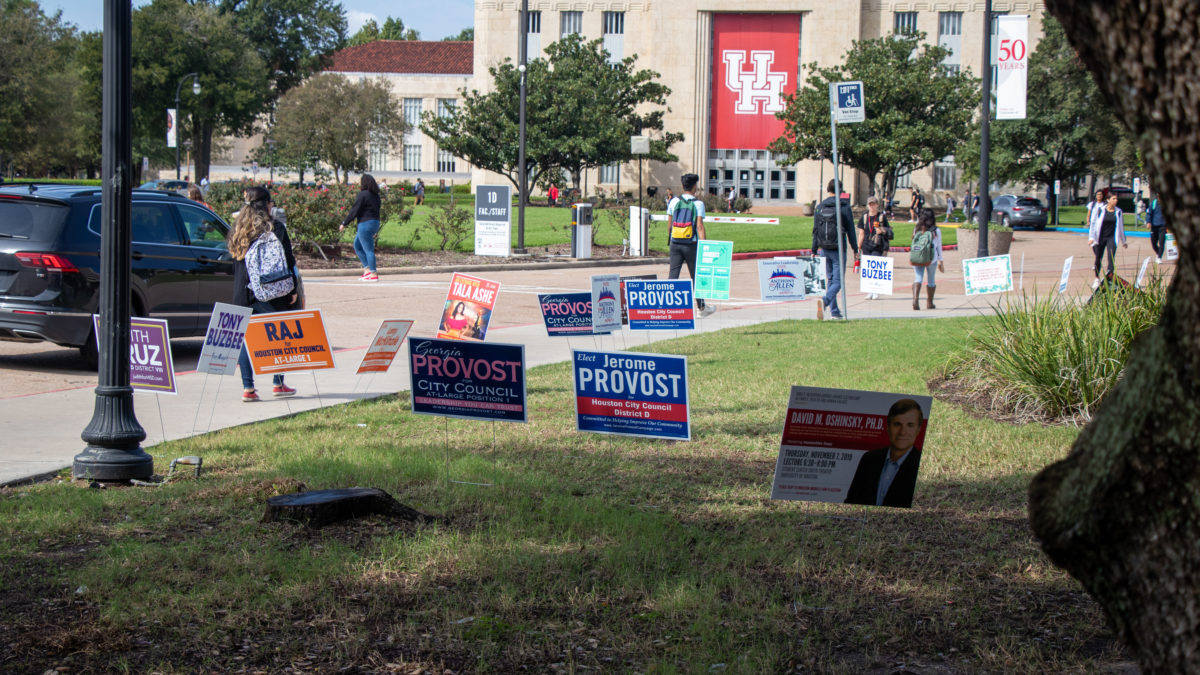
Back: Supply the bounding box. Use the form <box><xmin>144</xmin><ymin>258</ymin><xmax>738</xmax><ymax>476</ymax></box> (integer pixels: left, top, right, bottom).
<box><xmin>295</xmin><ymin>243</ymin><xmax>633</xmax><ymax>271</ymax></box>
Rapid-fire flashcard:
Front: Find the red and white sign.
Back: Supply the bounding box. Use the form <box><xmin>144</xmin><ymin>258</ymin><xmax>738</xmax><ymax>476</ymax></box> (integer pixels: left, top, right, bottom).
<box><xmin>357</xmin><ymin>319</ymin><xmax>414</xmax><ymax>375</ymax></box>
<box><xmin>711</xmin><ymin>14</ymin><xmax>800</xmax><ymax>150</ymax></box>
<box><xmin>995</xmin><ymin>15</ymin><xmax>1028</xmax><ymax>120</ymax></box>
<box><xmin>704</xmin><ymin>216</ymin><xmax>780</xmax><ymax>224</ymax></box>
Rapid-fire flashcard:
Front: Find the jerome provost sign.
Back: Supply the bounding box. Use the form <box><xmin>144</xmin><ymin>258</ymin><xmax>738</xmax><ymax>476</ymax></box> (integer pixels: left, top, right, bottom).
<box><xmin>573</xmin><ymin>349</ymin><xmax>690</xmax><ymax>441</ymax></box>
<box><xmin>244</xmin><ymin>309</ymin><xmax>335</xmax><ymax>374</ymax></box>
<box><xmin>623</xmin><ymin>279</ymin><xmax>695</xmax><ymax>330</ymax></box>
<box><xmin>408</xmin><ymin>337</ymin><xmax>527</xmax><ymax>423</ymax></box>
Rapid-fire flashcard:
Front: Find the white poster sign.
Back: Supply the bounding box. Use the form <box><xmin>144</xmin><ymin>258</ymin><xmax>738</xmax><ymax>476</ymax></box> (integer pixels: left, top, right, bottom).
<box><xmin>757</xmin><ymin>258</ymin><xmax>806</xmax><ymax>301</ymax></box>
<box><xmin>1136</xmin><ymin>257</ymin><xmax>1152</xmax><ymax>289</ymax></box>
<box><xmin>995</xmin><ymin>16</ymin><xmax>1028</xmax><ymax>120</ymax></box>
<box><xmin>166</xmin><ymin>108</ymin><xmax>177</xmax><ymax>148</ymax></box>
<box><xmin>1058</xmin><ymin>256</ymin><xmax>1073</xmax><ymax>294</ymax></box>
<box><xmin>197</xmin><ymin>303</ymin><xmax>253</xmax><ymax>376</ymax></box>
<box><xmin>474</xmin><ymin>185</ymin><xmax>512</xmax><ymax>257</ymax></box>
<box><xmin>858</xmin><ymin>255</ymin><xmax>894</xmax><ymax>295</ymax></box>
<box><xmin>590</xmin><ymin>273</ymin><xmax>622</xmax><ymax>333</ymax></box>
<box><xmin>1165</xmin><ymin>234</ymin><xmax>1179</xmax><ymax>261</ymax></box>
<box><xmin>962</xmin><ymin>255</ymin><xmax>1014</xmax><ymax>295</ymax></box>
<box><xmin>830</xmin><ymin>81</ymin><xmax>865</xmax><ymax>124</ymax></box>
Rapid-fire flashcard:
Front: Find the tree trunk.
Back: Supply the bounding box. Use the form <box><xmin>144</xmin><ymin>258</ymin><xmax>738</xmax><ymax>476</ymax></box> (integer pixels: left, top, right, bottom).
<box><xmin>1029</xmin><ymin>2</ymin><xmax>1200</xmax><ymax>672</ymax></box>
<box><xmin>194</xmin><ymin>121</ymin><xmax>213</xmax><ymax>183</ymax></box>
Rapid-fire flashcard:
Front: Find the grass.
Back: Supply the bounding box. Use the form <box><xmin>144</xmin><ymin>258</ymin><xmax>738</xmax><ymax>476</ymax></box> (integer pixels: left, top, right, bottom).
<box><xmin>363</xmin><ymin>204</ymin><xmax>958</xmax><ymax>255</ymax></box>
<box><xmin>0</xmin><ymin>317</ymin><xmax>1122</xmax><ymax>673</ymax></box>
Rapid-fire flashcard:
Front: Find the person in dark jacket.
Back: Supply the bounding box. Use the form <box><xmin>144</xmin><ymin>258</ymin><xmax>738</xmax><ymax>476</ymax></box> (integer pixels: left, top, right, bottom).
<box><xmin>230</xmin><ymin>186</ymin><xmax>298</xmax><ymax>402</ymax></box>
<box><xmin>1146</xmin><ymin>190</ymin><xmax>1168</xmax><ymax>263</ymax></box>
<box><xmin>812</xmin><ymin>179</ymin><xmax>858</xmax><ymax>319</ymax></box>
<box><xmin>339</xmin><ymin>174</ymin><xmax>382</xmax><ymax>281</ymax></box>
<box><xmin>844</xmin><ymin>398</ymin><xmax>925</xmax><ymax>508</ymax></box>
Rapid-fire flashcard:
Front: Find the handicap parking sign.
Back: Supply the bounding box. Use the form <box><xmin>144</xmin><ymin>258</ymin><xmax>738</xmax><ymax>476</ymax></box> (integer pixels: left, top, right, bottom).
<box><xmin>831</xmin><ymin>81</ymin><xmax>865</xmax><ymax>124</ymax></box>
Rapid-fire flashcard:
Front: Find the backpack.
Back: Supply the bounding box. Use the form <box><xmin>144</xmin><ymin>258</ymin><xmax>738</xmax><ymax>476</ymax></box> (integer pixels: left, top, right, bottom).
<box><xmin>909</xmin><ymin>230</ymin><xmax>935</xmax><ymax>266</ymax></box>
<box><xmin>814</xmin><ymin>201</ymin><xmax>841</xmax><ymax>250</ymax></box>
<box><xmin>670</xmin><ymin>197</ymin><xmax>698</xmax><ymax>241</ymax></box>
<box><xmin>245</xmin><ymin>231</ymin><xmax>294</xmax><ymax>302</ymax></box>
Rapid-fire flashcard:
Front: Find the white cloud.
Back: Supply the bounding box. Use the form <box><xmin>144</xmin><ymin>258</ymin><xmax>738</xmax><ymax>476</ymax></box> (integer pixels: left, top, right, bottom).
<box><xmin>346</xmin><ymin>10</ymin><xmax>378</xmax><ymax>34</ymax></box>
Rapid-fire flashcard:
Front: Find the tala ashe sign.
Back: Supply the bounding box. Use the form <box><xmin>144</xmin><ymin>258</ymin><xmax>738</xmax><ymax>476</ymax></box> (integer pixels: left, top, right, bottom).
<box><xmin>711</xmin><ymin>13</ymin><xmax>801</xmax><ymax>150</ymax></box>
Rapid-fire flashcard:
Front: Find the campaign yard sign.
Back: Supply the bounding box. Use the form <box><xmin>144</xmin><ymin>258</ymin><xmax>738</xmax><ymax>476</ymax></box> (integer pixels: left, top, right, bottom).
<box><xmin>624</xmin><ymin>279</ymin><xmax>695</xmax><ymax>330</ymax></box>
<box><xmin>770</xmin><ymin>387</ymin><xmax>933</xmax><ymax>508</ymax></box>
<box><xmin>539</xmin><ymin>292</ymin><xmax>608</xmax><ymax>337</ymax></box>
<box><xmin>858</xmin><ymin>255</ymin><xmax>894</xmax><ymax>295</ymax></box>
<box><xmin>244</xmin><ymin>309</ymin><xmax>335</xmax><ymax>375</ymax></box>
<box><xmin>356</xmin><ymin>319</ymin><xmax>414</xmax><ymax>375</ymax></box>
<box><xmin>758</xmin><ymin>258</ymin><xmax>806</xmax><ymax>301</ymax></box>
<box><xmin>408</xmin><ymin>337</ymin><xmax>526</xmax><ymax>423</ymax></box>
<box><xmin>437</xmin><ymin>273</ymin><xmax>500</xmax><ymax>341</ymax></box>
<box><xmin>573</xmin><ymin>349</ymin><xmax>690</xmax><ymax>441</ymax></box>
<box><xmin>590</xmin><ymin>274</ymin><xmax>623</xmax><ymax>333</ymax></box>
<box><xmin>92</xmin><ymin>315</ymin><xmax>177</xmax><ymax>394</ymax></box>
<box><xmin>196</xmin><ymin>303</ymin><xmax>252</xmax><ymax>376</ymax></box>
<box><xmin>962</xmin><ymin>255</ymin><xmax>1014</xmax><ymax>295</ymax></box>
<box><xmin>695</xmin><ymin>240</ymin><xmax>733</xmax><ymax>300</ymax></box>
<box><xmin>1058</xmin><ymin>256</ymin><xmax>1074</xmax><ymax>294</ymax></box>
<box><xmin>620</xmin><ymin>274</ymin><xmax>658</xmax><ymax>324</ymax></box>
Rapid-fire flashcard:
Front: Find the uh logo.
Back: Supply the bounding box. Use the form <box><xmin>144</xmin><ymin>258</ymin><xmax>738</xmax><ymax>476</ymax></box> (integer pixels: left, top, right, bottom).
<box><xmin>723</xmin><ymin>50</ymin><xmax>788</xmax><ymax>115</ymax></box>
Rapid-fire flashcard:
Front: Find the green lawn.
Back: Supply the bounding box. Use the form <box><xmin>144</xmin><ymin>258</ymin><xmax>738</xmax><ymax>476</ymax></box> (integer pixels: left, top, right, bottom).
<box><xmin>0</xmin><ymin>317</ymin><xmax>1120</xmax><ymax>673</ymax></box>
<box><xmin>368</xmin><ymin>204</ymin><xmax>959</xmax><ymax>254</ymax></box>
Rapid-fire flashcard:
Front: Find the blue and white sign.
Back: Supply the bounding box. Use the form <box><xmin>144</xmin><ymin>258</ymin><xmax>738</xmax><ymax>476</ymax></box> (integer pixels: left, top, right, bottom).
<box><xmin>408</xmin><ymin>337</ymin><xmax>526</xmax><ymax>423</ymax></box>
<box><xmin>573</xmin><ymin>349</ymin><xmax>690</xmax><ymax>441</ymax></box>
<box><xmin>197</xmin><ymin>302</ymin><xmax>252</xmax><ymax>376</ymax></box>
<box><xmin>858</xmin><ymin>255</ymin><xmax>894</xmax><ymax>295</ymax></box>
<box><xmin>591</xmin><ymin>273</ymin><xmax>623</xmax><ymax>333</ymax></box>
<box><xmin>831</xmin><ymin>81</ymin><xmax>865</xmax><ymax>124</ymax></box>
<box><xmin>474</xmin><ymin>184</ymin><xmax>512</xmax><ymax>257</ymax></box>
<box><xmin>757</xmin><ymin>258</ymin><xmax>806</xmax><ymax>301</ymax></box>
<box><xmin>624</xmin><ymin>279</ymin><xmax>695</xmax><ymax>330</ymax></box>
<box><xmin>1058</xmin><ymin>256</ymin><xmax>1073</xmax><ymax>294</ymax></box>
<box><xmin>538</xmin><ymin>292</ymin><xmax>608</xmax><ymax>337</ymax></box>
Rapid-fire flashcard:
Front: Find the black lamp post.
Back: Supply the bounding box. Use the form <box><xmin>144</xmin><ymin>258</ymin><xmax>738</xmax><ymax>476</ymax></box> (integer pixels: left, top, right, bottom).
<box><xmin>515</xmin><ymin>0</ymin><xmax>528</xmax><ymax>254</ymax></box>
<box><xmin>174</xmin><ymin>72</ymin><xmax>200</xmax><ymax>180</ymax></box>
<box><xmin>977</xmin><ymin>0</ymin><xmax>993</xmax><ymax>256</ymax></box>
<box><xmin>76</xmin><ymin>0</ymin><xmax>152</xmax><ymax>481</ymax></box>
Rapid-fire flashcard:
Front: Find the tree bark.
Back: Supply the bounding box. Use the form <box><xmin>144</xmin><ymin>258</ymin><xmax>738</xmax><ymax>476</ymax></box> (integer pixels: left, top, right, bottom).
<box><xmin>1029</xmin><ymin>2</ymin><xmax>1200</xmax><ymax>672</ymax></box>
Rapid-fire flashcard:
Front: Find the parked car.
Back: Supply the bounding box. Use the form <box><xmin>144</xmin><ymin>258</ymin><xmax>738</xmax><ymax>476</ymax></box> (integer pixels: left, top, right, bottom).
<box><xmin>0</xmin><ymin>183</ymin><xmax>301</xmax><ymax>367</ymax></box>
<box><xmin>138</xmin><ymin>179</ymin><xmax>191</xmax><ymax>195</ymax></box>
<box><xmin>991</xmin><ymin>194</ymin><xmax>1049</xmax><ymax>230</ymax></box>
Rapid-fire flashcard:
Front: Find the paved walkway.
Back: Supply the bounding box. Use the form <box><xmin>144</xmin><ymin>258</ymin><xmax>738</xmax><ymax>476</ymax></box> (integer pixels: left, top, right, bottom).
<box><xmin>0</xmin><ymin>229</ymin><xmax>1168</xmax><ymax>486</ymax></box>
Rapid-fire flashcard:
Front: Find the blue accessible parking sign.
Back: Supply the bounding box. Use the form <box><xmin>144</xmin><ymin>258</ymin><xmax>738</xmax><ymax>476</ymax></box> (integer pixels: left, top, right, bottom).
<box><xmin>831</xmin><ymin>81</ymin><xmax>865</xmax><ymax>124</ymax></box>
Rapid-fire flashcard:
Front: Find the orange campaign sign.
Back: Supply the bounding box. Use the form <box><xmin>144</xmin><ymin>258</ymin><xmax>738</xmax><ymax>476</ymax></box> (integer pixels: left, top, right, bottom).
<box><xmin>244</xmin><ymin>309</ymin><xmax>335</xmax><ymax>375</ymax></box>
<box><xmin>356</xmin><ymin>319</ymin><xmax>414</xmax><ymax>374</ymax></box>
<box><xmin>436</xmin><ymin>273</ymin><xmax>501</xmax><ymax>341</ymax></box>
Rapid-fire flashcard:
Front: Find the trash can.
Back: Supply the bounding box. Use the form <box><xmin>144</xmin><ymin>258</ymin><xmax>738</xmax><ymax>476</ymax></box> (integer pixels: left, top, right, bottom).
<box><xmin>571</xmin><ymin>202</ymin><xmax>593</xmax><ymax>258</ymax></box>
<box><xmin>628</xmin><ymin>206</ymin><xmax>650</xmax><ymax>256</ymax></box>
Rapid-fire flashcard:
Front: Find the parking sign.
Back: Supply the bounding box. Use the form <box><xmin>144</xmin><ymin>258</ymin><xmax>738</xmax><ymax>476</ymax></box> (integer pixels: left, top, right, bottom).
<box><xmin>831</xmin><ymin>81</ymin><xmax>865</xmax><ymax>124</ymax></box>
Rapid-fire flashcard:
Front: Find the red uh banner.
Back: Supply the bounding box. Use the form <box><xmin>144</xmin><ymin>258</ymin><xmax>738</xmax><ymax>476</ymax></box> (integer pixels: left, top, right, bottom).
<box><xmin>711</xmin><ymin>14</ymin><xmax>801</xmax><ymax>150</ymax></box>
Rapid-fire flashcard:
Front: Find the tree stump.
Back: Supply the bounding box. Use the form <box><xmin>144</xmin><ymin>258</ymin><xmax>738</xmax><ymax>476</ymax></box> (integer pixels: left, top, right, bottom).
<box><xmin>262</xmin><ymin>487</ymin><xmax>433</xmax><ymax>528</ymax></box>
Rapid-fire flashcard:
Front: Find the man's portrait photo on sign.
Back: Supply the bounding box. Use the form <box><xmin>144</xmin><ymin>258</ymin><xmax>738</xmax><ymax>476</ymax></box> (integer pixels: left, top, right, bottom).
<box><xmin>844</xmin><ymin>398</ymin><xmax>925</xmax><ymax>508</ymax></box>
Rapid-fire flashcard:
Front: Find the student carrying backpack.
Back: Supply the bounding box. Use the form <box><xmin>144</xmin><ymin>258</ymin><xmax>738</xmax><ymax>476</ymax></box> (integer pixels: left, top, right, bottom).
<box><xmin>245</xmin><ymin>230</ymin><xmax>295</xmax><ymax>302</ymax></box>
<box><xmin>665</xmin><ymin>174</ymin><xmax>713</xmax><ymax>316</ymax></box>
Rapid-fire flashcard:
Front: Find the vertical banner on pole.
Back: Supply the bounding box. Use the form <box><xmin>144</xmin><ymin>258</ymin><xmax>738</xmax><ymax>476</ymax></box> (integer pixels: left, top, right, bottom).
<box><xmin>166</xmin><ymin>109</ymin><xmax>177</xmax><ymax>148</ymax></box>
<box><xmin>995</xmin><ymin>15</ymin><xmax>1028</xmax><ymax>120</ymax></box>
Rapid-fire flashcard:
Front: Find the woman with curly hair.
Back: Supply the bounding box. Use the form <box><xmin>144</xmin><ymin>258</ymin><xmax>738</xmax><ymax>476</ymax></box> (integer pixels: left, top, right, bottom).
<box><xmin>230</xmin><ymin>186</ymin><xmax>299</xmax><ymax>402</ymax></box>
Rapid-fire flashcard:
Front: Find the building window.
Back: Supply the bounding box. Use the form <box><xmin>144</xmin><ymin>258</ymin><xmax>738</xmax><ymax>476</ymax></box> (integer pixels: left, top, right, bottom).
<box><xmin>938</xmin><ymin>12</ymin><xmax>963</xmax><ymax>70</ymax></box>
<box><xmin>525</xmin><ymin>10</ymin><xmax>541</xmax><ymax>60</ymax></box>
<box><xmin>560</xmin><ymin>11</ymin><xmax>582</xmax><ymax>38</ymax></box>
<box><xmin>933</xmin><ymin>157</ymin><xmax>957</xmax><ymax>191</ymax></box>
<box><xmin>437</xmin><ymin>98</ymin><xmax>456</xmax><ymax>118</ymax></box>
<box><xmin>403</xmin><ymin>144</ymin><xmax>421</xmax><ymax>172</ymax></box>
<box><xmin>437</xmin><ymin>148</ymin><xmax>456</xmax><ymax>173</ymax></box>
<box><xmin>602</xmin><ymin>11</ymin><xmax>624</xmax><ymax>64</ymax></box>
<box><xmin>600</xmin><ymin>162</ymin><xmax>619</xmax><ymax>184</ymax></box>
<box><xmin>989</xmin><ymin>12</ymin><xmax>1008</xmax><ymax>86</ymax></box>
<box><xmin>369</xmin><ymin>140</ymin><xmax>388</xmax><ymax>172</ymax></box>
<box><xmin>403</xmin><ymin>98</ymin><xmax>422</xmax><ymax>128</ymax></box>
<box><xmin>938</xmin><ymin>12</ymin><xmax>962</xmax><ymax>36</ymax></box>
<box><xmin>895</xmin><ymin>168</ymin><xmax>912</xmax><ymax>189</ymax></box>
<box><xmin>894</xmin><ymin>12</ymin><xmax>918</xmax><ymax>35</ymax></box>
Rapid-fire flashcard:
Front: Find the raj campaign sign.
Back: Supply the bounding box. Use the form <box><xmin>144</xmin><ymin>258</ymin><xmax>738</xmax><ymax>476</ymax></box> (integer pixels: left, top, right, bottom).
<box><xmin>758</xmin><ymin>258</ymin><xmax>806</xmax><ymax>301</ymax></box>
<box><xmin>408</xmin><ymin>337</ymin><xmax>526</xmax><ymax>423</ymax></box>
<box><xmin>695</xmin><ymin>240</ymin><xmax>733</xmax><ymax>300</ymax></box>
<box><xmin>539</xmin><ymin>292</ymin><xmax>608</xmax><ymax>337</ymax></box>
<box><xmin>196</xmin><ymin>303</ymin><xmax>252</xmax><ymax>376</ymax></box>
<box><xmin>590</xmin><ymin>274</ymin><xmax>623</xmax><ymax>333</ymax></box>
<box><xmin>858</xmin><ymin>255</ymin><xmax>894</xmax><ymax>295</ymax></box>
<box><xmin>573</xmin><ymin>349</ymin><xmax>690</xmax><ymax>441</ymax></box>
<box><xmin>437</xmin><ymin>273</ymin><xmax>500</xmax><ymax>341</ymax></box>
<box><xmin>244</xmin><ymin>309</ymin><xmax>335</xmax><ymax>375</ymax></box>
<box><xmin>962</xmin><ymin>255</ymin><xmax>1014</xmax><ymax>295</ymax></box>
<box><xmin>995</xmin><ymin>15</ymin><xmax>1029</xmax><ymax>120</ymax></box>
<box><xmin>770</xmin><ymin>387</ymin><xmax>933</xmax><ymax>508</ymax></box>
<box><xmin>624</xmin><ymin>279</ymin><xmax>695</xmax><ymax>330</ymax></box>
<box><xmin>93</xmin><ymin>315</ymin><xmax>177</xmax><ymax>394</ymax></box>
<box><xmin>356</xmin><ymin>319</ymin><xmax>414</xmax><ymax>375</ymax></box>
<box><xmin>474</xmin><ymin>185</ymin><xmax>511</xmax><ymax>257</ymax></box>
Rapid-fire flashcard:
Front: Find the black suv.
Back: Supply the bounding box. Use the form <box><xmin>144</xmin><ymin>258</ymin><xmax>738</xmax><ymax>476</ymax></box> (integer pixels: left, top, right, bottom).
<box><xmin>0</xmin><ymin>184</ymin><xmax>238</xmax><ymax>365</ymax></box>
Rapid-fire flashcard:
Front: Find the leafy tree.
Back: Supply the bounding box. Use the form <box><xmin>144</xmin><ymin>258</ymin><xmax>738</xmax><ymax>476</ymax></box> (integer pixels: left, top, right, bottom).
<box><xmin>217</xmin><ymin>0</ymin><xmax>348</xmax><ymax>98</ymax></box>
<box><xmin>445</xmin><ymin>27</ymin><xmax>473</xmax><ymax>42</ymax></box>
<box><xmin>422</xmin><ymin>34</ymin><xmax>681</xmax><ymax>199</ymax></box>
<box><xmin>347</xmin><ymin>15</ymin><xmax>419</xmax><ymax>45</ymax></box>
<box><xmin>271</xmin><ymin>73</ymin><xmax>408</xmax><ymax>183</ymax></box>
<box><xmin>770</xmin><ymin>32</ymin><xmax>979</xmax><ymax>199</ymax></box>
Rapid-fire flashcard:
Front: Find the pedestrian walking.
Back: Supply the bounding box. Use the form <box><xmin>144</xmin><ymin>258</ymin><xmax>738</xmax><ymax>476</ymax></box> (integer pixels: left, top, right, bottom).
<box><xmin>1134</xmin><ymin>193</ymin><xmax>1146</xmax><ymax>227</ymax></box>
<box><xmin>812</xmin><ymin>179</ymin><xmax>858</xmax><ymax>320</ymax></box>
<box><xmin>1086</xmin><ymin>189</ymin><xmax>1106</xmax><ymax>226</ymax></box>
<box><xmin>415</xmin><ymin>178</ymin><xmax>425</xmax><ymax>206</ymax></box>
<box><xmin>1147</xmin><ymin>190</ymin><xmax>1167</xmax><ymax>263</ymax></box>
<box><xmin>908</xmin><ymin>187</ymin><xmax>924</xmax><ymax>223</ymax></box>
<box><xmin>858</xmin><ymin>196</ymin><xmax>893</xmax><ymax>300</ymax></box>
<box><xmin>944</xmin><ymin>192</ymin><xmax>956</xmax><ymax>222</ymax></box>
<box><xmin>1088</xmin><ymin>191</ymin><xmax>1127</xmax><ymax>288</ymax></box>
<box><xmin>666</xmin><ymin>174</ymin><xmax>714</xmax><ymax>317</ymax></box>
<box><xmin>909</xmin><ymin>208</ymin><xmax>944</xmax><ymax>310</ymax></box>
<box><xmin>726</xmin><ymin>186</ymin><xmax>737</xmax><ymax>213</ymax></box>
<box><xmin>548</xmin><ymin>183</ymin><xmax>559</xmax><ymax>206</ymax></box>
<box><xmin>339</xmin><ymin>174</ymin><xmax>383</xmax><ymax>282</ymax></box>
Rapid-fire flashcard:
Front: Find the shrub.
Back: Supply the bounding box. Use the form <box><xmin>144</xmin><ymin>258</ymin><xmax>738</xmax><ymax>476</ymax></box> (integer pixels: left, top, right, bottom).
<box><xmin>937</xmin><ymin>280</ymin><xmax>1168</xmax><ymax>423</ymax></box>
<box><xmin>425</xmin><ymin>198</ymin><xmax>472</xmax><ymax>250</ymax></box>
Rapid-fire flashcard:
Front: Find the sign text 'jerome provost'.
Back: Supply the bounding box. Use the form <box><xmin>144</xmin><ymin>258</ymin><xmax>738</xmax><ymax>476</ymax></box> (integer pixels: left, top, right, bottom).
<box><xmin>408</xmin><ymin>337</ymin><xmax>527</xmax><ymax>423</ymax></box>
<box><xmin>573</xmin><ymin>349</ymin><xmax>690</xmax><ymax>440</ymax></box>
<box><xmin>244</xmin><ymin>309</ymin><xmax>335</xmax><ymax>375</ymax></box>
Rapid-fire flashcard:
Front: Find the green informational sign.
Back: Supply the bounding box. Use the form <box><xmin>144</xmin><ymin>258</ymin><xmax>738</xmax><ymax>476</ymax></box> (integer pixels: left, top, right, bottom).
<box><xmin>695</xmin><ymin>240</ymin><xmax>734</xmax><ymax>300</ymax></box>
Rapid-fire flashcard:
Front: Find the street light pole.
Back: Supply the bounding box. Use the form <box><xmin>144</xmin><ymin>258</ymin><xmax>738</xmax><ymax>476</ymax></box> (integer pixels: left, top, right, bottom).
<box><xmin>76</xmin><ymin>0</ymin><xmax>152</xmax><ymax>481</ymax></box>
<box><xmin>977</xmin><ymin>0</ymin><xmax>993</xmax><ymax>257</ymax></box>
<box><xmin>174</xmin><ymin>72</ymin><xmax>200</xmax><ymax>180</ymax></box>
<box><xmin>516</xmin><ymin>0</ymin><xmax>528</xmax><ymax>254</ymax></box>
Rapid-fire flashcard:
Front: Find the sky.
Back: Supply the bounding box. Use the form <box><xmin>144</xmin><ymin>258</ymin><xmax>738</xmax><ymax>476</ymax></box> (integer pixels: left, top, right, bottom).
<box><xmin>44</xmin><ymin>0</ymin><xmax>475</xmax><ymax>42</ymax></box>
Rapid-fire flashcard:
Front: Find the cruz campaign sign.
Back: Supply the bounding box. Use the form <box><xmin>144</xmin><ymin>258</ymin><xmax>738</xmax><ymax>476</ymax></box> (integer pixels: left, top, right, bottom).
<box><xmin>573</xmin><ymin>349</ymin><xmax>690</xmax><ymax>441</ymax></box>
<box><xmin>539</xmin><ymin>292</ymin><xmax>607</xmax><ymax>337</ymax></box>
<box><xmin>197</xmin><ymin>303</ymin><xmax>252</xmax><ymax>376</ymax></box>
<box><xmin>623</xmin><ymin>279</ymin><xmax>695</xmax><ymax>330</ymax></box>
<box><xmin>93</xmin><ymin>315</ymin><xmax>177</xmax><ymax>394</ymax></box>
<box><xmin>408</xmin><ymin>337</ymin><xmax>526</xmax><ymax>423</ymax></box>
<box><xmin>244</xmin><ymin>309</ymin><xmax>335</xmax><ymax>375</ymax></box>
